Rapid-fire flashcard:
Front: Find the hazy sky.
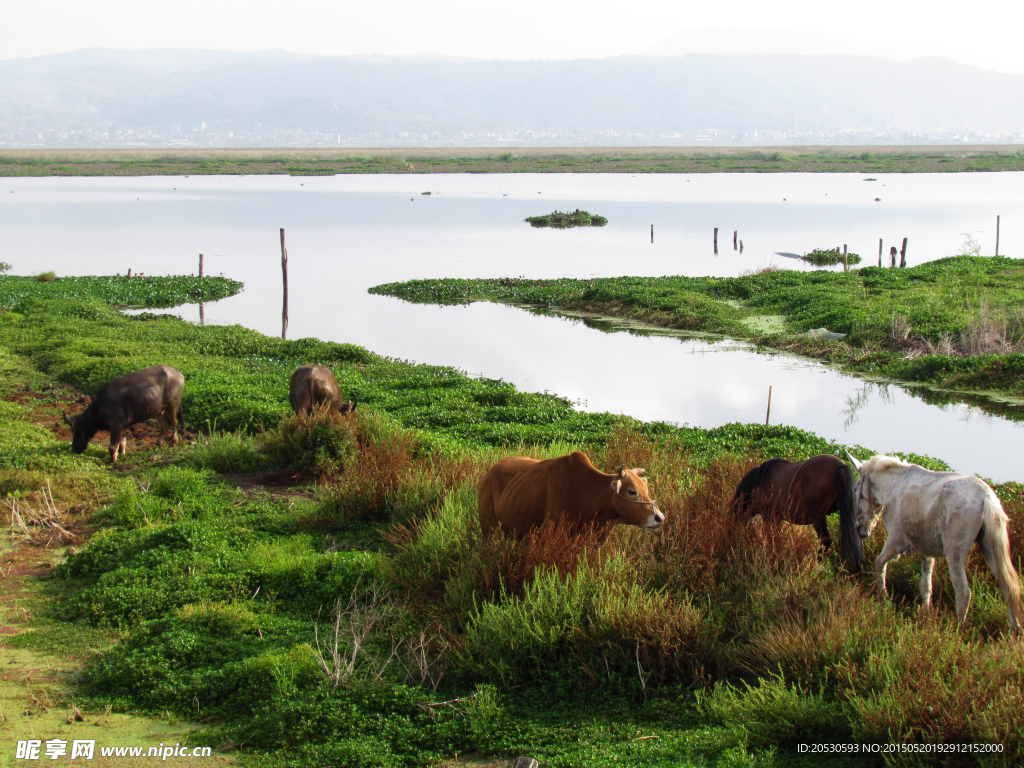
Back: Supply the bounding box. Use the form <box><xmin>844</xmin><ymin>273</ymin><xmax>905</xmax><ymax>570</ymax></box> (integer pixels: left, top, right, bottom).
<box><xmin>4</xmin><ymin>0</ymin><xmax>1024</xmax><ymax>74</ymax></box>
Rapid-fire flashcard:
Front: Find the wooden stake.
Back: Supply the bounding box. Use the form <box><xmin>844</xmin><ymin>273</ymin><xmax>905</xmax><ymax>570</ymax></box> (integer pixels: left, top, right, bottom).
<box><xmin>199</xmin><ymin>302</ymin><xmax>205</xmax><ymax>326</ymax></box>
<box><xmin>280</xmin><ymin>228</ymin><xmax>289</xmax><ymax>340</ymax></box>
<box><xmin>878</xmin><ymin>238</ymin><xmax>883</xmax><ymax>267</ymax></box>
<box><xmin>650</xmin><ymin>224</ymin><xmax>653</xmax><ymax>243</ymax></box>
<box><xmin>765</xmin><ymin>386</ymin><xmax>772</xmax><ymax>426</ymax></box>
<box><xmin>843</xmin><ymin>244</ymin><xmax>848</xmax><ymax>272</ymax></box>
<box><xmin>198</xmin><ymin>253</ymin><xmax>204</xmax><ymax>279</ymax></box>
<box><xmin>899</xmin><ymin>237</ymin><xmax>907</xmax><ymax>268</ymax></box>
<box><xmin>127</xmin><ymin>268</ymin><xmax>132</xmax><ymax>279</ymax></box>
<box><xmin>714</xmin><ymin>227</ymin><xmax>718</xmax><ymax>254</ymax></box>
<box><xmin>733</xmin><ymin>230</ymin><xmax>737</xmax><ymax>250</ymax></box>
<box><xmin>996</xmin><ymin>215</ymin><xmax>1000</xmax><ymax>256</ymax></box>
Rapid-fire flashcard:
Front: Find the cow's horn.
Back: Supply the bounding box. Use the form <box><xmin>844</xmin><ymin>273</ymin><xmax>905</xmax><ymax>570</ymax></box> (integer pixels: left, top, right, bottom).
<box><xmin>62</xmin><ymin>410</ymin><xmax>73</xmax><ymax>426</ymax></box>
<box><xmin>846</xmin><ymin>450</ymin><xmax>863</xmax><ymax>471</ymax></box>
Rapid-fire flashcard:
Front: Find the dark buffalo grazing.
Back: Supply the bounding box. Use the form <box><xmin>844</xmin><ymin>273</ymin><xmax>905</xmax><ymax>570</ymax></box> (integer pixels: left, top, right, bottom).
<box><xmin>477</xmin><ymin>451</ymin><xmax>664</xmax><ymax>540</ymax></box>
<box><xmin>63</xmin><ymin>365</ymin><xmax>185</xmax><ymax>464</ymax></box>
<box><xmin>731</xmin><ymin>454</ymin><xmax>863</xmax><ymax>574</ymax></box>
<box><xmin>289</xmin><ymin>364</ymin><xmax>356</xmax><ymax>416</ymax></box>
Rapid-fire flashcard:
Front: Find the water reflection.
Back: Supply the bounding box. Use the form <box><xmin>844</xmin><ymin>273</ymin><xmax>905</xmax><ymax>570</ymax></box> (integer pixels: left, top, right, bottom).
<box><xmin>3</xmin><ymin>173</ymin><xmax>1024</xmax><ymax>480</ymax></box>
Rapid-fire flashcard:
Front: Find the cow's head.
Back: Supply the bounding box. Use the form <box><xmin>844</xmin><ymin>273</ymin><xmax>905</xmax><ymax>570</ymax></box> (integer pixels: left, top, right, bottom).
<box><xmin>609</xmin><ymin>465</ymin><xmax>664</xmax><ymax>530</ymax></box>
<box><xmin>64</xmin><ymin>410</ymin><xmax>97</xmax><ymax>454</ymax></box>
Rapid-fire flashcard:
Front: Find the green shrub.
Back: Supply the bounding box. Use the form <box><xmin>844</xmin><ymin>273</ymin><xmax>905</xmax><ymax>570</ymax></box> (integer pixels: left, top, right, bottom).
<box><xmin>701</xmin><ymin>673</ymin><xmax>850</xmax><ymax>747</ymax></box>
<box><xmin>259</xmin><ymin>407</ymin><xmax>358</xmax><ymax>477</ymax></box>
<box><xmin>34</xmin><ymin>271</ymin><xmax>57</xmax><ymax>283</ymax></box>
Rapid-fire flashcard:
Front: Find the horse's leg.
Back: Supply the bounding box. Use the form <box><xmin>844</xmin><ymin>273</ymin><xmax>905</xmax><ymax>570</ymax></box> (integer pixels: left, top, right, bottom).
<box><xmin>919</xmin><ymin>556</ymin><xmax>935</xmax><ymax>612</ymax></box>
<box><xmin>813</xmin><ymin>517</ymin><xmax>833</xmax><ymax>552</ymax></box>
<box><xmin>946</xmin><ymin>546</ymin><xmax>972</xmax><ymax>623</ymax></box>
<box><xmin>875</xmin><ymin>534</ymin><xmax>907</xmax><ymax>599</ymax></box>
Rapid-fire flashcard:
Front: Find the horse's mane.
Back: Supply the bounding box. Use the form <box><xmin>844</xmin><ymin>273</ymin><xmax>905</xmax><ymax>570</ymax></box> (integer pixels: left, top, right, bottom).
<box><xmin>732</xmin><ymin>457</ymin><xmax>786</xmax><ymax>510</ymax></box>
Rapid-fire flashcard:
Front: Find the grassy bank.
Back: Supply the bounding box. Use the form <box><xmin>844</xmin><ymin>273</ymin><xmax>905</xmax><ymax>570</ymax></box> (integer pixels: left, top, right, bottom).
<box><xmin>371</xmin><ymin>256</ymin><xmax>1024</xmax><ymax>402</ymax></box>
<box><xmin>4</xmin><ymin>279</ymin><xmax>1023</xmax><ymax>767</ymax></box>
<box><xmin>4</xmin><ymin>146</ymin><xmax>1024</xmax><ymax>177</ymax></box>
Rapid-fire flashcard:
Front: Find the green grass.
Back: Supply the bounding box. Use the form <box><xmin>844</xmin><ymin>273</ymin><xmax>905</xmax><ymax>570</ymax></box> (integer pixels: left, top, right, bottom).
<box><xmin>0</xmin><ymin>274</ymin><xmax>242</xmax><ymax>310</ymax></box>
<box><xmin>371</xmin><ymin>256</ymin><xmax>1024</xmax><ymax>401</ymax></box>
<box><xmin>801</xmin><ymin>249</ymin><xmax>861</xmax><ymax>266</ymax></box>
<box><xmin>525</xmin><ymin>209</ymin><xmax>608</xmax><ymax>228</ymax></box>
<box><xmin>5</xmin><ymin>146</ymin><xmax>1024</xmax><ymax>176</ymax></box>
<box><xmin>6</xmin><ymin>276</ymin><xmax>1023</xmax><ymax>768</ymax></box>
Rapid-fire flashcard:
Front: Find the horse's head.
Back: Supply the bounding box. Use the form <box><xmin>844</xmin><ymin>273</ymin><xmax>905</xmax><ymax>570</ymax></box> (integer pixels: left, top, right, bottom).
<box><xmin>849</xmin><ymin>453</ymin><xmax>895</xmax><ymax>538</ymax></box>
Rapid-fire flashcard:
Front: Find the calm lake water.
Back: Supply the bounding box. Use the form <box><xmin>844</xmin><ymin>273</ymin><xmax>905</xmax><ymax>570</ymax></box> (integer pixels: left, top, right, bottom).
<box><xmin>3</xmin><ymin>173</ymin><xmax>1024</xmax><ymax>480</ymax></box>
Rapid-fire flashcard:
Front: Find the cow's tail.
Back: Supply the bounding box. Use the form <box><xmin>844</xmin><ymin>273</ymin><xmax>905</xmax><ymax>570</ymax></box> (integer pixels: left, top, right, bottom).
<box><xmin>833</xmin><ymin>462</ymin><xmax>863</xmax><ymax>575</ymax></box>
<box><xmin>978</xmin><ymin>491</ymin><xmax>1022</xmax><ymax>631</ymax></box>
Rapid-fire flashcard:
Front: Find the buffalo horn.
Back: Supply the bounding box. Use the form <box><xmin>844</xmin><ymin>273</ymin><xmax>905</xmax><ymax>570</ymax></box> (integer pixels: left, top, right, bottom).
<box><xmin>62</xmin><ymin>410</ymin><xmax>74</xmax><ymax>426</ymax></box>
<box><xmin>616</xmin><ymin>464</ymin><xmax>625</xmax><ymax>477</ymax></box>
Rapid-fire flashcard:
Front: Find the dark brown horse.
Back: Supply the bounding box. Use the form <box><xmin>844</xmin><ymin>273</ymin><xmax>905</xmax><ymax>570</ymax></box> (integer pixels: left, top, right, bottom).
<box><xmin>731</xmin><ymin>454</ymin><xmax>863</xmax><ymax>574</ymax></box>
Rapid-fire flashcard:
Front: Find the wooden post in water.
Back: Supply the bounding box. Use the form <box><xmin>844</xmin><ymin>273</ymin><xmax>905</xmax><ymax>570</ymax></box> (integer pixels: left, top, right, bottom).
<box><xmin>199</xmin><ymin>302</ymin><xmax>205</xmax><ymax>326</ymax></box>
<box><xmin>765</xmin><ymin>386</ymin><xmax>772</xmax><ymax>426</ymax></box>
<box><xmin>650</xmin><ymin>224</ymin><xmax>653</xmax><ymax>243</ymax></box>
<box><xmin>878</xmin><ymin>238</ymin><xmax>883</xmax><ymax>267</ymax></box>
<box><xmin>996</xmin><ymin>215</ymin><xmax>1000</xmax><ymax>256</ymax></box>
<box><xmin>198</xmin><ymin>253</ymin><xmax>204</xmax><ymax>279</ymax></box>
<box><xmin>899</xmin><ymin>237</ymin><xmax>908</xmax><ymax>268</ymax></box>
<box><xmin>714</xmin><ymin>227</ymin><xmax>718</xmax><ymax>254</ymax></box>
<box><xmin>733</xmin><ymin>230</ymin><xmax>738</xmax><ymax>250</ymax></box>
<box><xmin>280</xmin><ymin>228</ymin><xmax>289</xmax><ymax>340</ymax></box>
<box><xmin>843</xmin><ymin>244</ymin><xmax>848</xmax><ymax>272</ymax></box>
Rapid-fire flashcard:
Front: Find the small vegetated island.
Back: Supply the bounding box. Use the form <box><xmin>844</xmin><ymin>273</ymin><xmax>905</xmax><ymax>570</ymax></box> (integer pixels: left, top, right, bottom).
<box><xmin>3</xmin><ymin>269</ymin><xmax>1024</xmax><ymax>768</ymax></box>
<box><xmin>372</xmin><ymin>255</ymin><xmax>1024</xmax><ymax>406</ymax></box>
<box><xmin>525</xmin><ymin>208</ymin><xmax>608</xmax><ymax>228</ymax></box>
<box><xmin>802</xmin><ymin>247</ymin><xmax>862</xmax><ymax>266</ymax></box>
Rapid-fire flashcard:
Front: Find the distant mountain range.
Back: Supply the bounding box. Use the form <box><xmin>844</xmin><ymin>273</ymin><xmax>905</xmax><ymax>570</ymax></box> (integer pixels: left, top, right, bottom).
<box><xmin>2</xmin><ymin>49</ymin><xmax>1023</xmax><ymax>146</ymax></box>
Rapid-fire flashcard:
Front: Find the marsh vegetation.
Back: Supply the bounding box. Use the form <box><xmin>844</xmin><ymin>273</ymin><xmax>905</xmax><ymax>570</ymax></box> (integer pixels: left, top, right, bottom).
<box><xmin>525</xmin><ymin>209</ymin><xmax>608</xmax><ymax>228</ymax></box>
<box><xmin>372</xmin><ymin>256</ymin><xmax>1024</xmax><ymax>400</ymax></box>
<box><xmin>2</xmin><ymin>277</ymin><xmax>1022</xmax><ymax>767</ymax></box>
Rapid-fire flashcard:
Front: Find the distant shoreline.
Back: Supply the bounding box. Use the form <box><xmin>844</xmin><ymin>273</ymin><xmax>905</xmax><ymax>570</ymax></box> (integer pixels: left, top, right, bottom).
<box><xmin>3</xmin><ymin>145</ymin><xmax>1024</xmax><ymax>175</ymax></box>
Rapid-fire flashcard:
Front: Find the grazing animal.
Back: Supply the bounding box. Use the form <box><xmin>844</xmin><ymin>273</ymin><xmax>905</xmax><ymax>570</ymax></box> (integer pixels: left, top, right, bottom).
<box><xmin>731</xmin><ymin>454</ymin><xmax>863</xmax><ymax>574</ymax></box>
<box><xmin>477</xmin><ymin>451</ymin><xmax>664</xmax><ymax>540</ymax></box>
<box><xmin>289</xmin><ymin>365</ymin><xmax>356</xmax><ymax>416</ymax></box>
<box><xmin>63</xmin><ymin>365</ymin><xmax>185</xmax><ymax>464</ymax></box>
<box><xmin>848</xmin><ymin>452</ymin><xmax>1021</xmax><ymax>631</ymax></box>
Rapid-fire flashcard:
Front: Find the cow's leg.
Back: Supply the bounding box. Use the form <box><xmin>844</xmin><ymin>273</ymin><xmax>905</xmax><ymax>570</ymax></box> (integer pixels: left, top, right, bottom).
<box><xmin>919</xmin><ymin>556</ymin><xmax>935</xmax><ymax>612</ymax></box>
<box><xmin>874</xmin><ymin>533</ymin><xmax>907</xmax><ymax>599</ymax></box>
<box><xmin>168</xmin><ymin>405</ymin><xmax>179</xmax><ymax>447</ymax></box>
<box><xmin>156</xmin><ymin>411</ymin><xmax>167</xmax><ymax>448</ymax></box>
<box><xmin>109</xmin><ymin>429</ymin><xmax>123</xmax><ymax>464</ymax></box>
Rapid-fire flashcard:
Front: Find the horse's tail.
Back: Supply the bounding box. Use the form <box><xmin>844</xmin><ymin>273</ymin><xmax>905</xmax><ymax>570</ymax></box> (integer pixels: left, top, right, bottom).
<box><xmin>833</xmin><ymin>462</ymin><xmax>863</xmax><ymax>575</ymax></box>
<box><xmin>731</xmin><ymin>458</ymin><xmax>784</xmax><ymax>514</ymax></box>
<box><xmin>979</xmin><ymin>491</ymin><xmax>1022</xmax><ymax>631</ymax></box>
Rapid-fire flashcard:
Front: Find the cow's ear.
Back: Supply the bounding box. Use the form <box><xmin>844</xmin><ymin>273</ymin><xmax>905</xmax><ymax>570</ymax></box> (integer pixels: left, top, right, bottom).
<box><xmin>610</xmin><ymin>478</ymin><xmax>622</xmax><ymax>493</ymax></box>
<box><xmin>632</xmin><ymin>468</ymin><xmax>646</xmax><ymax>476</ymax></box>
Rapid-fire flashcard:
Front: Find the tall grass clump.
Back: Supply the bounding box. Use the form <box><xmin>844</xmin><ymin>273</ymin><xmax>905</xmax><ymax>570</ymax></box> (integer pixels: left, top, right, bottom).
<box><xmin>259</xmin><ymin>405</ymin><xmax>358</xmax><ymax>478</ymax></box>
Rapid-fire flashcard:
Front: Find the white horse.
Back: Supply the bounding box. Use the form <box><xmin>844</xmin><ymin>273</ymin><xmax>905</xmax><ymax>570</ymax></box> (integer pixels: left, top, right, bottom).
<box><xmin>847</xmin><ymin>452</ymin><xmax>1021</xmax><ymax>631</ymax></box>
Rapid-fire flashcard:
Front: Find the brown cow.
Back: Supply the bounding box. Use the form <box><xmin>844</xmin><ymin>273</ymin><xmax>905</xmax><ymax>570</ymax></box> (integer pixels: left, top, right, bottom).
<box><xmin>477</xmin><ymin>451</ymin><xmax>664</xmax><ymax>539</ymax></box>
<box><xmin>289</xmin><ymin>365</ymin><xmax>357</xmax><ymax>416</ymax></box>
<box><xmin>63</xmin><ymin>365</ymin><xmax>185</xmax><ymax>464</ymax></box>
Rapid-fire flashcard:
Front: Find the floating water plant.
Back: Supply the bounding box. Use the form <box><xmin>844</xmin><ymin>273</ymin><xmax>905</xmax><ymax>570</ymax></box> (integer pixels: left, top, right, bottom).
<box><xmin>802</xmin><ymin>248</ymin><xmax>862</xmax><ymax>266</ymax></box>
<box><xmin>525</xmin><ymin>209</ymin><xmax>608</xmax><ymax>228</ymax></box>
